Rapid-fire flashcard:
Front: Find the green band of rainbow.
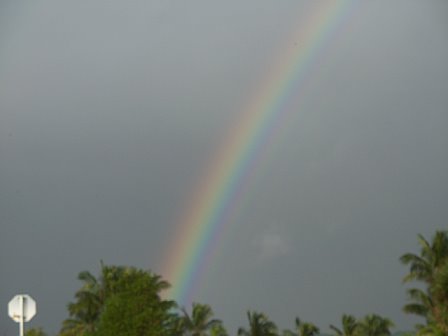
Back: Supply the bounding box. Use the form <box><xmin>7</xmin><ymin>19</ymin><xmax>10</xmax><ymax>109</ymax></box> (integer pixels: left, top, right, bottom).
<box><xmin>162</xmin><ymin>0</ymin><xmax>356</xmax><ymax>305</ymax></box>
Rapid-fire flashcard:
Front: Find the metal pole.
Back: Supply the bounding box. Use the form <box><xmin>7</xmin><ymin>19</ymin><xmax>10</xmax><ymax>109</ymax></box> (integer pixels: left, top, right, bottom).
<box><xmin>19</xmin><ymin>295</ymin><xmax>24</xmax><ymax>336</ymax></box>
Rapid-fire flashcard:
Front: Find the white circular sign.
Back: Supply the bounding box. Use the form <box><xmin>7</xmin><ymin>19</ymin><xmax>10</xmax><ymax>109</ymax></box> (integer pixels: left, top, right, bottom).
<box><xmin>8</xmin><ymin>294</ymin><xmax>36</xmax><ymax>322</ymax></box>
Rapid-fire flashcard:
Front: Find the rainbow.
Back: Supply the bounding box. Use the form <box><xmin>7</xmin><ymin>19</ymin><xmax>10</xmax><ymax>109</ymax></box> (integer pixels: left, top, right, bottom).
<box><xmin>161</xmin><ymin>0</ymin><xmax>357</xmax><ymax>304</ymax></box>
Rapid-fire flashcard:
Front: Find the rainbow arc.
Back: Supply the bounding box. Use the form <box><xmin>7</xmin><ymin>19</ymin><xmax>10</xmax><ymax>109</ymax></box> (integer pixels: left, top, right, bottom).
<box><xmin>161</xmin><ymin>0</ymin><xmax>357</xmax><ymax>305</ymax></box>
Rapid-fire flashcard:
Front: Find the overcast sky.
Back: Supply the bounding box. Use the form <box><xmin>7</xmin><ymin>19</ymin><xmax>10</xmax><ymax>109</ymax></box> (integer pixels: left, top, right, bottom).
<box><xmin>1</xmin><ymin>1</ymin><xmax>448</xmax><ymax>335</ymax></box>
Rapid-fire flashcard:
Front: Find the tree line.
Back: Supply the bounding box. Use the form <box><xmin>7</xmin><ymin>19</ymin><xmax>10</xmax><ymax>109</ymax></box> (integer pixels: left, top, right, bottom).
<box><xmin>25</xmin><ymin>230</ymin><xmax>448</xmax><ymax>336</ymax></box>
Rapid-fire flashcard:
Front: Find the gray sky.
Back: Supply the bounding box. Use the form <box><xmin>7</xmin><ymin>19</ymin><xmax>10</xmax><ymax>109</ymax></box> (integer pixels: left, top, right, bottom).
<box><xmin>1</xmin><ymin>1</ymin><xmax>448</xmax><ymax>335</ymax></box>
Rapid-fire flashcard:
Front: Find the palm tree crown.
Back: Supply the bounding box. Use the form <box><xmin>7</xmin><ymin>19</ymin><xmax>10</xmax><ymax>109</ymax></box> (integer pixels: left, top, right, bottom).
<box><xmin>329</xmin><ymin>314</ymin><xmax>358</xmax><ymax>336</ymax></box>
<box><xmin>400</xmin><ymin>231</ymin><xmax>448</xmax><ymax>332</ymax></box>
<box><xmin>178</xmin><ymin>302</ymin><xmax>222</xmax><ymax>336</ymax></box>
<box><xmin>357</xmin><ymin>314</ymin><xmax>394</xmax><ymax>336</ymax></box>
<box><xmin>238</xmin><ymin>311</ymin><xmax>278</xmax><ymax>336</ymax></box>
<box><xmin>400</xmin><ymin>231</ymin><xmax>448</xmax><ymax>284</ymax></box>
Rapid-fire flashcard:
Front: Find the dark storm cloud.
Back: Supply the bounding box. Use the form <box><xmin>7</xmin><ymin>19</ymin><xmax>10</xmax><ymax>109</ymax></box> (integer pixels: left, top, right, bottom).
<box><xmin>1</xmin><ymin>1</ymin><xmax>447</xmax><ymax>335</ymax></box>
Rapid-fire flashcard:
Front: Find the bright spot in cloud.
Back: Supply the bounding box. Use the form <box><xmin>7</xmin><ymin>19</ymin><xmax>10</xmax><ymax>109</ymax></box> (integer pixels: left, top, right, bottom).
<box><xmin>253</xmin><ymin>230</ymin><xmax>293</xmax><ymax>262</ymax></box>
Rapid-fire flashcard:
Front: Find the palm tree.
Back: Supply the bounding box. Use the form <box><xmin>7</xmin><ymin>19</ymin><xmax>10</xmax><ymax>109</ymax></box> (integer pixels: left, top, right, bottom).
<box><xmin>329</xmin><ymin>314</ymin><xmax>358</xmax><ymax>336</ymax></box>
<box><xmin>400</xmin><ymin>231</ymin><xmax>448</xmax><ymax>331</ymax></box>
<box><xmin>178</xmin><ymin>303</ymin><xmax>222</xmax><ymax>336</ymax></box>
<box><xmin>25</xmin><ymin>328</ymin><xmax>47</xmax><ymax>336</ymax></box>
<box><xmin>60</xmin><ymin>270</ymin><xmax>102</xmax><ymax>335</ymax></box>
<box><xmin>238</xmin><ymin>311</ymin><xmax>278</xmax><ymax>336</ymax></box>
<box><xmin>93</xmin><ymin>269</ymin><xmax>175</xmax><ymax>336</ymax></box>
<box><xmin>210</xmin><ymin>324</ymin><xmax>229</xmax><ymax>336</ymax></box>
<box><xmin>60</xmin><ymin>318</ymin><xmax>95</xmax><ymax>336</ymax></box>
<box><xmin>284</xmin><ymin>317</ymin><xmax>319</xmax><ymax>336</ymax></box>
<box><xmin>428</xmin><ymin>260</ymin><xmax>448</xmax><ymax>335</ymax></box>
<box><xmin>400</xmin><ymin>231</ymin><xmax>448</xmax><ymax>284</ymax></box>
<box><xmin>356</xmin><ymin>314</ymin><xmax>394</xmax><ymax>336</ymax></box>
<box><xmin>60</xmin><ymin>262</ymin><xmax>162</xmax><ymax>335</ymax></box>
<box><xmin>402</xmin><ymin>288</ymin><xmax>433</xmax><ymax>318</ymax></box>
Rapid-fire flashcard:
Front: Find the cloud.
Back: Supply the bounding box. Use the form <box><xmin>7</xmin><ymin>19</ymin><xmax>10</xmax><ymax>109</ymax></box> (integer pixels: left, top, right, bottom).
<box><xmin>253</xmin><ymin>230</ymin><xmax>293</xmax><ymax>262</ymax></box>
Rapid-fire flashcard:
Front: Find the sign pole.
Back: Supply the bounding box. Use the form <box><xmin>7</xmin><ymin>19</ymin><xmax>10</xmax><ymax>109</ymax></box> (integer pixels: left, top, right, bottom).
<box><xmin>19</xmin><ymin>295</ymin><xmax>24</xmax><ymax>336</ymax></box>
